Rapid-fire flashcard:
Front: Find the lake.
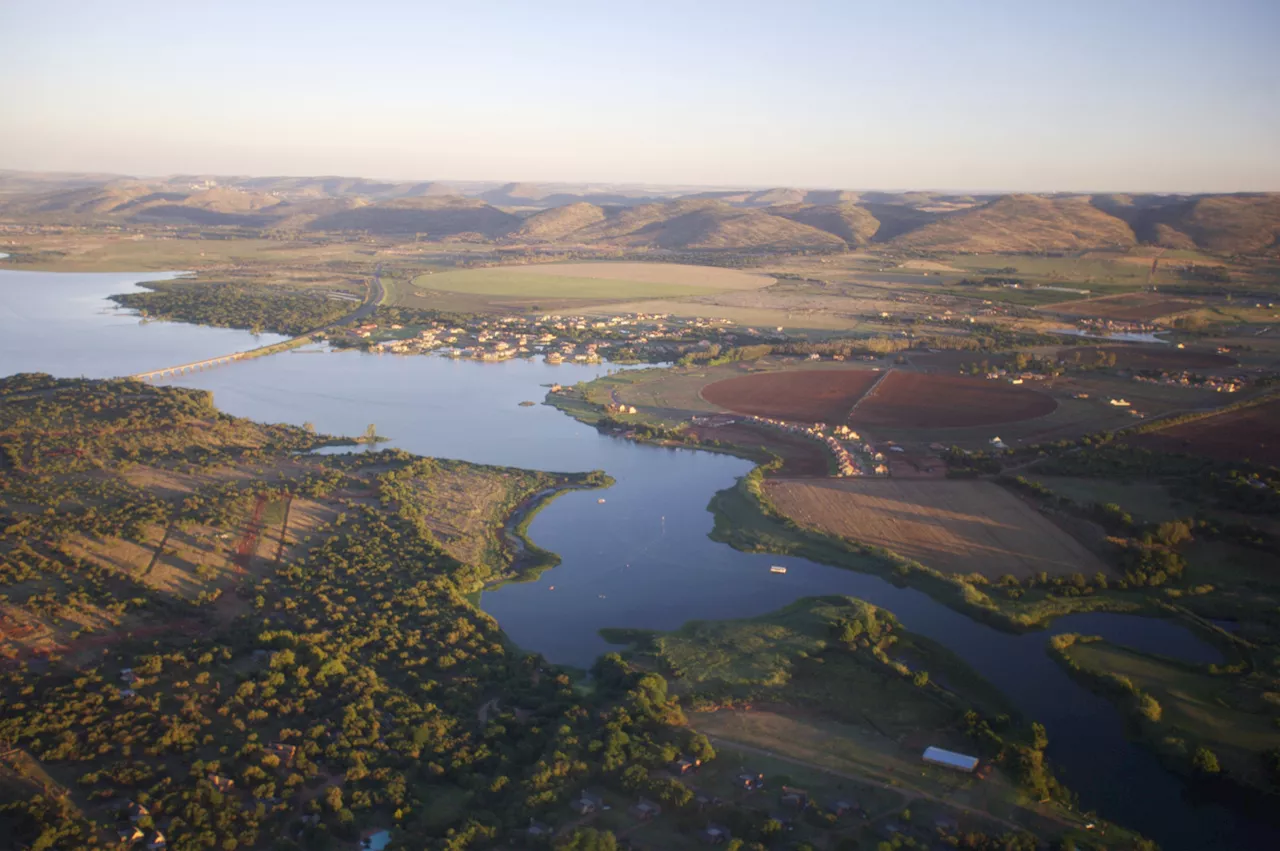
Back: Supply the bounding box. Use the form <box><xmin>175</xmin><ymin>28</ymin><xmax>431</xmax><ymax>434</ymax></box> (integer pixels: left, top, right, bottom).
<box><xmin>0</xmin><ymin>266</ymin><xmax>1270</xmax><ymax>850</ymax></box>
<box><xmin>0</xmin><ymin>268</ymin><xmax>288</xmax><ymax>378</ymax></box>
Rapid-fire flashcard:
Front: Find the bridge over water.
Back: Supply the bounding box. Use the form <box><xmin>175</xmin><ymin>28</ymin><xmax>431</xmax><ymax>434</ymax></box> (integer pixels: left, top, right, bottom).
<box><xmin>127</xmin><ymin>265</ymin><xmax>384</xmax><ymax>382</ymax></box>
<box><xmin>130</xmin><ymin>351</ymin><xmax>251</xmax><ymax>381</ymax></box>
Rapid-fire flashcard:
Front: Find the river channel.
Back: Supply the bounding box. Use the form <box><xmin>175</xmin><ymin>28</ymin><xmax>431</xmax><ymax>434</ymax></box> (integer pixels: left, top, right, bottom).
<box><xmin>0</xmin><ymin>267</ymin><xmax>1270</xmax><ymax>850</ymax></box>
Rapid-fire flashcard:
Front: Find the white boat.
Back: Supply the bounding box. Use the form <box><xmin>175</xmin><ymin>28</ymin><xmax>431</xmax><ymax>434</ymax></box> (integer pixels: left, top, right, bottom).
<box><xmin>770</xmin><ymin>565</ymin><xmax>787</xmax><ymax>574</ymax></box>
<box><xmin>598</xmin><ymin>498</ymin><xmax>606</xmax><ymax>504</ymax></box>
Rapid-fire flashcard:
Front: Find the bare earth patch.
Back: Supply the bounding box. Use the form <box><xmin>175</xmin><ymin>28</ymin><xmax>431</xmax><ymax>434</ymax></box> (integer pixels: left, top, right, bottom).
<box><xmin>764</xmin><ymin>478</ymin><xmax>1108</xmax><ymax>579</ymax></box>
<box><xmin>500</xmin><ymin>262</ymin><xmax>774</xmax><ymax>290</ymax></box>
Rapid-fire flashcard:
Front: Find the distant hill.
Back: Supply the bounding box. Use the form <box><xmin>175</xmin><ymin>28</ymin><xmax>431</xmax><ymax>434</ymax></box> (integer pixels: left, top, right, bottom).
<box><xmin>1120</xmin><ymin>194</ymin><xmax>1280</xmax><ymax>254</ymax></box>
<box><xmin>767</xmin><ymin>202</ymin><xmax>881</xmax><ymax>246</ymax></box>
<box><xmin>306</xmin><ymin>197</ymin><xmax>520</xmax><ymax>237</ymax></box>
<box><xmin>508</xmin><ymin>202</ymin><xmax>607</xmax><ymax>241</ymax></box>
<box><xmin>572</xmin><ymin>199</ymin><xmax>846</xmax><ymax>250</ymax></box>
<box><xmin>890</xmin><ymin>195</ymin><xmax>1137</xmax><ymax>252</ymax></box>
<box><xmin>0</xmin><ymin>169</ymin><xmax>1274</xmax><ymax>254</ymax></box>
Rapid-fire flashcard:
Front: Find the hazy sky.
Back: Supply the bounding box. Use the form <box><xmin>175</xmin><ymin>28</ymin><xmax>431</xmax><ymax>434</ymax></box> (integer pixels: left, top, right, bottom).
<box><xmin>2</xmin><ymin>0</ymin><xmax>1277</xmax><ymax>192</ymax></box>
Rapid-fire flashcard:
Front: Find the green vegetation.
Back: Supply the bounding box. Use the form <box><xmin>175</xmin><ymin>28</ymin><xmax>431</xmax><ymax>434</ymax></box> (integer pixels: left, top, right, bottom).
<box><xmin>112</xmin><ymin>279</ymin><xmax>357</xmax><ymax>335</ymax></box>
<box><xmin>1050</xmin><ymin>635</ymin><xmax>1280</xmax><ymax>791</ymax></box>
<box><xmin>0</xmin><ymin>376</ymin><xmax>721</xmax><ymax>851</ymax></box>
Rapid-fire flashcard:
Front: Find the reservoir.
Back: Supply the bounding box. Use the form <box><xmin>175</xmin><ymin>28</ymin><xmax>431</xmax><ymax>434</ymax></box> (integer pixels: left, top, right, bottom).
<box><xmin>0</xmin><ymin>266</ymin><xmax>1268</xmax><ymax>850</ymax></box>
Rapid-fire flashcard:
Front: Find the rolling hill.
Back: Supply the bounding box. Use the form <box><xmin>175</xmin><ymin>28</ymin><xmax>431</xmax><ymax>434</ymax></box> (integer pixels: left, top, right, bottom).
<box><xmin>570</xmin><ymin>199</ymin><xmax>846</xmax><ymax>250</ymax></box>
<box><xmin>767</xmin><ymin>202</ymin><xmax>882</xmax><ymax>246</ymax></box>
<box><xmin>1132</xmin><ymin>194</ymin><xmax>1280</xmax><ymax>254</ymax></box>
<box><xmin>306</xmin><ymin>197</ymin><xmax>520</xmax><ymax>237</ymax></box>
<box><xmin>0</xmin><ymin>169</ymin><xmax>1274</xmax><ymax>254</ymax></box>
<box><xmin>890</xmin><ymin>195</ymin><xmax>1137</xmax><ymax>252</ymax></box>
<box><xmin>508</xmin><ymin>202</ymin><xmax>608</xmax><ymax>242</ymax></box>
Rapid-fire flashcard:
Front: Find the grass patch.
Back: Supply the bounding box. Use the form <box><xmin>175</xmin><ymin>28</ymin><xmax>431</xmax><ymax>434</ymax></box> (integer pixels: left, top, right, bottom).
<box><xmin>1052</xmin><ymin>635</ymin><xmax>1280</xmax><ymax>788</ymax></box>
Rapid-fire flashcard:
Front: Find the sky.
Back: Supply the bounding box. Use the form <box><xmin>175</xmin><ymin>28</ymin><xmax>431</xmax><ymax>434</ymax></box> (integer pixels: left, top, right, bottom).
<box><xmin>1</xmin><ymin>0</ymin><xmax>1277</xmax><ymax>193</ymax></box>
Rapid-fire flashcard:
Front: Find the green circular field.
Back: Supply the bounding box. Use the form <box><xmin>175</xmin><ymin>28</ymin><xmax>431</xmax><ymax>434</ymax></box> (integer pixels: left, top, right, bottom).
<box><xmin>411</xmin><ymin>262</ymin><xmax>773</xmax><ymax>300</ymax></box>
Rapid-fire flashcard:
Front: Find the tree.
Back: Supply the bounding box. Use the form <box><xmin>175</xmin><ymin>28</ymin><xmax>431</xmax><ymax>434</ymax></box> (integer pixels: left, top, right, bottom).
<box><xmin>554</xmin><ymin>828</ymin><xmax>617</xmax><ymax>851</ymax></box>
<box><xmin>1192</xmin><ymin>747</ymin><xmax>1220</xmax><ymax>774</ymax></box>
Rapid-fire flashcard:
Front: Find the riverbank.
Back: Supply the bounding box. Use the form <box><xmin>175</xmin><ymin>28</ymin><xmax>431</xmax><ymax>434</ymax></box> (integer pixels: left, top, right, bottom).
<box><xmin>500</xmin><ymin>476</ymin><xmax>615</xmax><ymax>584</ymax></box>
<box><xmin>1049</xmin><ymin>634</ymin><xmax>1280</xmax><ymax>802</ymax></box>
<box><xmin>602</xmin><ymin>595</ymin><xmax>1138</xmax><ymax>848</ymax></box>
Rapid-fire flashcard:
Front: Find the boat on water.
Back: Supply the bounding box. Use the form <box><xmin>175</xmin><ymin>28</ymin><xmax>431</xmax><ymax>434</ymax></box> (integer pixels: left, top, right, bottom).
<box><xmin>770</xmin><ymin>565</ymin><xmax>787</xmax><ymax>574</ymax></box>
<box><xmin>598</xmin><ymin>498</ymin><xmax>606</xmax><ymax>504</ymax></box>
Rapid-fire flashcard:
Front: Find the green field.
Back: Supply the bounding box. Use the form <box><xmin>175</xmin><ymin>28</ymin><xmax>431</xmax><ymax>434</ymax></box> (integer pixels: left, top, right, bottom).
<box><xmin>1062</xmin><ymin>638</ymin><xmax>1280</xmax><ymax>783</ymax></box>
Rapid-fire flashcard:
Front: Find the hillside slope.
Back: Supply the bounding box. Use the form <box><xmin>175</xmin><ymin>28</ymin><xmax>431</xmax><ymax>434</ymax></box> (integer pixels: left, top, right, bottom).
<box><xmin>1146</xmin><ymin>195</ymin><xmax>1280</xmax><ymax>253</ymax></box>
<box><xmin>306</xmin><ymin>197</ymin><xmax>519</xmax><ymax>236</ymax></box>
<box><xmin>891</xmin><ymin>195</ymin><xmax>1136</xmax><ymax>252</ymax></box>
<box><xmin>573</xmin><ymin>199</ymin><xmax>845</xmax><ymax>250</ymax></box>
<box><xmin>508</xmin><ymin>202</ymin><xmax>607</xmax><ymax>241</ymax></box>
<box><xmin>767</xmin><ymin>202</ymin><xmax>881</xmax><ymax>246</ymax></box>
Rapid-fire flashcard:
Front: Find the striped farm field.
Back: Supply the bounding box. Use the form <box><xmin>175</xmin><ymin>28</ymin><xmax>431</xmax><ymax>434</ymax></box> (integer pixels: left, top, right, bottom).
<box><xmin>765</xmin><ymin>478</ymin><xmax>1107</xmax><ymax>579</ymax></box>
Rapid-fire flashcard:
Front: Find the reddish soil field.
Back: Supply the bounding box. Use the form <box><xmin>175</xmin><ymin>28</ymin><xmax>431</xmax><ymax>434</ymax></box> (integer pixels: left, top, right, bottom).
<box><xmin>701</xmin><ymin>368</ymin><xmax>881</xmax><ymax>423</ymax></box>
<box><xmin>689</xmin><ymin>422</ymin><xmax>829</xmax><ymax>476</ymax></box>
<box><xmin>1052</xmin><ymin>293</ymin><xmax>1200</xmax><ymax>321</ymax></box>
<box><xmin>1059</xmin><ymin>345</ymin><xmax>1236</xmax><ymax>370</ymax></box>
<box><xmin>850</xmin><ymin>371</ymin><xmax>1057</xmax><ymax>429</ymax></box>
<box><xmin>1128</xmin><ymin>399</ymin><xmax>1280</xmax><ymax>466</ymax></box>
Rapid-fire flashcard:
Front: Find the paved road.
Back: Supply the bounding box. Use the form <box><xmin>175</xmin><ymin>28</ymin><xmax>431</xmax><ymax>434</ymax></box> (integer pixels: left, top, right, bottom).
<box><xmin>322</xmin><ymin>263</ymin><xmax>384</xmax><ymax>330</ymax></box>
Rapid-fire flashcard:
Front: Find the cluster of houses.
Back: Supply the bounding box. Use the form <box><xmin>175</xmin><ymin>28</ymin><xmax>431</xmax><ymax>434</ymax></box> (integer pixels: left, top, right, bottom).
<box><xmin>1132</xmin><ymin>370</ymin><xmax>1244</xmax><ymax>393</ymax></box>
<box><xmin>983</xmin><ymin>368</ymin><xmax>1052</xmax><ymax>384</ymax></box>
<box><xmin>117</xmin><ymin>802</ymin><xmax>165</xmax><ymax>850</ymax></box>
<box><xmin>1074</xmin><ymin>318</ymin><xmax>1160</xmax><ymax>335</ymax></box>
<box><xmin>341</xmin><ymin>311</ymin><xmax>770</xmax><ymax>365</ymax></box>
<box><xmin>739</xmin><ymin>415</ymin><xmax>867</xmax><ymax>477</ymax></box>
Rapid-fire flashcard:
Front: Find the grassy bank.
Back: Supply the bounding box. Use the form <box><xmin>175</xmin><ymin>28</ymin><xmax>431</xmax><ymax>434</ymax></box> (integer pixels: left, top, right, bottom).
<box><xmin>1049</xmin><ymin>633</ymin><xmax>1280</xmax><ymax>794</ymax></box>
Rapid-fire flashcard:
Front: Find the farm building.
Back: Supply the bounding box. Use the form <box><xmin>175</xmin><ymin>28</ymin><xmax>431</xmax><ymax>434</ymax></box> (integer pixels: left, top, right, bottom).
<box><xmin>922</xmin><ymin>746</ymin><xmax>980</xmax><ymax>773</ymax></box>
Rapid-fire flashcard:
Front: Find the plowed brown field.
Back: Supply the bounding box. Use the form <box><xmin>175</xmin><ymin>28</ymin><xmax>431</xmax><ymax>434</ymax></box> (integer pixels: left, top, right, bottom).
<box><xmin>765</xmin><ymin>478</ymin><xmax>1107</xmax><ymax>579</ymax></box>
<box><xmin>1060</xmin><ymin>345</ymin><xmax>1236</xmax><ymax>370</ymax></box>
<box><xmin>1128</xmin><ymin>399</ymin><xmax>1280</xmax><ymax>466</ymax></box>
<box><xmin>701</xmin><ymin>368</ymin><xmax>881</xmax><ymax>423</ymax></box>
<box><xmin>1051</xmin><ymin>293</ymin><xmax>1200</xmax><ymax>321</ymax></box>
<box><xmin>849</xmin><ymin>371</ymin><xmax>1056</xmax><ymax>429</ymax></box>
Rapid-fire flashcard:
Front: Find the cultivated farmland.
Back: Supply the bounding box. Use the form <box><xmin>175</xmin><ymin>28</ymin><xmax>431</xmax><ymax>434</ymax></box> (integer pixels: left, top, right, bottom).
<box><xmin>700</xmin><ymin>368</ymin><xmax>882</xmax><ymax>423</ymax></box>
<box><xmin>1049</xmin><ymin>292</ymin><xmax>1201</xmax><ymax>321</ymax></box>
<box><xmin>412</xmin><ymin>261</ymin><xmax>773</xmax><ymax>300</ymax></box>
<box><xmin>765</xmin><ymin>478</ymin><xmax>1107</xmax><ymax>579</ymax></box>
<box><xmin>1058</xmin><ymin>344</ymin><xmax>1237</xmax><ymax>370</ymax></box>
<box><xmin>850</xmin><ymin>371</ymin><xmax>1057</xmax><ymax>429</ymax></box>
<box><xmin>1128</xmin><ymin>399</ymin><xmax>1280</xmax><ymax>466</ymax></box>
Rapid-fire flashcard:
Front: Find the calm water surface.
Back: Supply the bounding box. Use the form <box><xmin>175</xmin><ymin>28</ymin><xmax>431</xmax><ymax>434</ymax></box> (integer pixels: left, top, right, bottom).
<box><xmin>1</xmin><ymin>268</ymin><xmax>1271</xmax><ymax>850</ymax></box>
<box><xmin>0</xmin><ymin>268</ymin><xmax>288</xmax><ymax>377</ymax></box>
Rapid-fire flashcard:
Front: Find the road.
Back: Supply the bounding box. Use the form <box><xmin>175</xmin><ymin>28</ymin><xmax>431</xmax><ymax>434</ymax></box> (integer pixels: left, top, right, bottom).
<box><xmin>310</xmin><ymin>262</ymin><xmax>384</xmax><ymax>333</ymax></box>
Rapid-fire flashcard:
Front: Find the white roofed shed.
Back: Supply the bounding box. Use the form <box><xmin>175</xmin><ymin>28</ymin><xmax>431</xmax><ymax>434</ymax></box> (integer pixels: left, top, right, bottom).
<box><xmin>922</xmin><ymin>746</ymin><xmax>979</xmax><ymax>773</ymax></box>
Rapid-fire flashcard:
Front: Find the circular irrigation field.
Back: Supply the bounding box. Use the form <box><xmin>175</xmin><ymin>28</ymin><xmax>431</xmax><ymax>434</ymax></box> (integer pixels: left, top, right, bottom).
<box><xmin>701</xmin><ymin>369</ymin><xmax>882</xmax><ymax>423</ymax></box>
<box><xmin>412</xmin><ymin>262</ymin><xmax>774</xmax><ymax>300</ymax></box>
<box><xmin>850</xmin><ymin>372</ymin><xmax>1057</xmax><ymax>429</ymax></box>
<box><xmin>703</xmin><ymin>368</ymin><xmax>1057</xmax><ymax>429</ymax></box>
